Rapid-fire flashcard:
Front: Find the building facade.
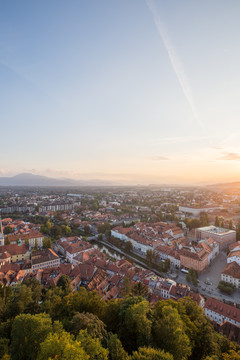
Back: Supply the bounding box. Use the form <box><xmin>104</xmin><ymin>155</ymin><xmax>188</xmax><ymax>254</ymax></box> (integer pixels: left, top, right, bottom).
<box><xmin>195</xmin><ymin>226</ymin><xmax>236</xmax><ymax>249</ymax></box>
<box><xmin>204</xmin><ymin>297</ymin><xmax>240</xmax><ymax>327</ymax></box>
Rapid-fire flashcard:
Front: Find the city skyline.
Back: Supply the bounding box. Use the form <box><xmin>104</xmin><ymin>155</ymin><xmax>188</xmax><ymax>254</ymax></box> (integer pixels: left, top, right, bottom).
<box><xmin>1</xmin><ymin>0</ymin><xmax>240</xmax><ymax>185</ymax></box>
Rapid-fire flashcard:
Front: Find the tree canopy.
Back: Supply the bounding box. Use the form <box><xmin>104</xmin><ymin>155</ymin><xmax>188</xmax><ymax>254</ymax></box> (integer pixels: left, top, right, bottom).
<box><xmin>0</xmin><ymin>283</ymin><xmax>238</xmax><ymax>360</ymax></box>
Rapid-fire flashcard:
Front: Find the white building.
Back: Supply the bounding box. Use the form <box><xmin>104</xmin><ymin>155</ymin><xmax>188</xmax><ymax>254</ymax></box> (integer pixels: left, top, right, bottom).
<box><xmin>111</xmin><ymin>226</ymin><xmax>152</xmax><ymax>255</ymax></box>
<box><xmin>54</xmin><ymin>237</ymin><xmax>94</xmax><ymax>263</ymax></box>
<box><xmin>179</xmin><ymin>206</ymin><xmax>220</xmax><ymax>217</ymax></box>
<box><xmin>155</xmin><ymin>245</ymin><xmax>180</xmax><ymax>268</ymax></box>
<box><xmin>204</xmin><ymin>297</ymin><xmax>240</xmax><ymax>327</ymax></box>
<box><xmin>227</xmin><ymin>250</ymin><xmax>240</xmax><ymax>266</ymax></box>
<box><xmin>156</xmin><ymin>280</ymin><xmax>172</xmax><ymax>299</ymax></box>
<box><xmin>198</xmin><ymin>238</ymin><xmax>219</xmax><ymax>265</ymax></box>
<box><xmin>31</xmin><ymin>249</ymin><xmax>60</xmax><ymax>271</ymax></box>
<box><xmin>111</xmin><ymin>227</ymin><xmax>130</xmax><ymax>242</ymax></box>
<box><xmin>221</xmin><ymin>262</ymin><xmax>240</xmax><ymax>288</ymax></box>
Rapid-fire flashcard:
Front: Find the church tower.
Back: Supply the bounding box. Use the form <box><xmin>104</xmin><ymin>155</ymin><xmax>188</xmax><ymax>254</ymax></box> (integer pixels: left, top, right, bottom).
<box><xmin>0</xmin><ymin>216</ymin><xmax>4</xmax><ymax>246</ymax></box>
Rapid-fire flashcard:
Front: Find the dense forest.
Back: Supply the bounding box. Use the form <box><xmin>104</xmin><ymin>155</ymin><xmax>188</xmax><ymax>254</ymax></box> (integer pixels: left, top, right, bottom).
<box><xmin>0</xmin><ymin>277</ymin><xmax>239</xmax><ymax>360</ymax></box>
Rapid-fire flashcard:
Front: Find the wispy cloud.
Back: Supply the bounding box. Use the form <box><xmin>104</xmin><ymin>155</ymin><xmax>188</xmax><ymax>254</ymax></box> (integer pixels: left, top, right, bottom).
<box><xmin>153</xmin><ymin>135</ymin><xmax>211</xmax><ymax>145</ymax></box>
<box><xmin>146</xmin><ymin>0</ymin><xmax>203</xmax><ymax>130</ymax></box>
<box><xmin>217</xmin><ymin>152</ymin><xmax>240</xmax><ymax>160</ymax></box>
<box><xmin>151</xmin><ymin>155</ymin><xmax>170</xmax><ymax>160</ymax></box>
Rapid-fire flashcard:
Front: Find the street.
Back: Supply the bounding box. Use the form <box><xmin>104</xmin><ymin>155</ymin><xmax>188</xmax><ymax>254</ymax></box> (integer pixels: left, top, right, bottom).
<box><xmin>175</xmin><ymin>252</ymin><xmax>240</xmax><ymax>303</ymax></box>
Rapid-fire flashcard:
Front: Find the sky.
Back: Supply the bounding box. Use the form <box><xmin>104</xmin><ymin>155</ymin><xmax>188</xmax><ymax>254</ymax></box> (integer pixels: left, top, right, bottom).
<box><xmin>1</xmin><ymin>0</ymin><xmax>240</xmax><ymax>185</ymax></box>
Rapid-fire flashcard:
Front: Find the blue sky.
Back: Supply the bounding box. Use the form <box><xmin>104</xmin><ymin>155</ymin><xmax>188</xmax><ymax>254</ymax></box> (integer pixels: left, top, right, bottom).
<box><xmin>1</xmin><ymin>0</ymin><xmax>240</xmax><ymax>184</ymax></box>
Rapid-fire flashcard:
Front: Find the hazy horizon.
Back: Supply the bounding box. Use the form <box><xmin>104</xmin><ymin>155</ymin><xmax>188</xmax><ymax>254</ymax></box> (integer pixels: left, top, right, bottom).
<box><xmin>0</xmin><ymin>171</ymin><xmax>239</xmax><ymax>187</ymax></box>
<box><xmin>1</xmin><ymin>0</ymin><xmax>240</xmax><ymax>185</ymax></box>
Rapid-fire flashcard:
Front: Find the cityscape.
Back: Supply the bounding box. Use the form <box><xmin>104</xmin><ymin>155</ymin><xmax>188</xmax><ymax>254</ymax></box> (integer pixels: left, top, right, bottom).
<box><xmin>2</xmin><ymin>0</ymin><xmax>240</xmax><ymax>359</ymax></box>
<box><xmin>0</xmin><ymin>185</ymin><xmax>240</xmax><ymax>358</ymax></box>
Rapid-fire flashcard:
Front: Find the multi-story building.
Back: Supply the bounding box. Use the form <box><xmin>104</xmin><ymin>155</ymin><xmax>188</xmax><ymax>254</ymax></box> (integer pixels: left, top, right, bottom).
<box><xmin>39</xmin><ymin>201</ymin><xmax>80</xmax><ymax>213</ymax></box>
<box><xmin>204</xmin><ymin>297</ymin><xmax>240</xmax><ymax>327</ymax></box>
<box><xmin>169</xmin><ymin>284</ymin><xmax>190</xmax><ymax>300</ymax></box>
<box><xmin>156</xmin><ymin>280</ymin><xmax>172</xmax><ymax>299</ymax></box>
<box><xmin>111</xmin><ymin>226</ymin><xmax>132</xmax><ymax>242</ymax></box>
<box><xmin>179</xmin><ymin>248</ymin><xmax>208</xmax><ymax>273</ymax></box>
<box><xmin>31</xmin><ymin>249</ymin><xmax>60</xmax><ymax>271</ymax></box>
<box><xmin>227</xmin><ymin>250</ymin><xmax>240</xmax><ymax>266</ymax></box>
<box><xmin>221</xmin><ymin>261</ymin><xmax>240</xmax><ymax>288</ymax></box>
<box><xmin>155</xmin><ymin>245</ymin><xmax>180</xmax><ymax>268</ymax></box>
<box><xmin>8</xmin><ymin>231</ymin><xmax>44</xmax><ymax>249</ymax></box>
<box><xmin>111</xmin><ymin>223</ymin><xmax>184</xmax><ymax>255</ymax></box>
<box><xmin>197</xmin><ymin>238</ymin><xmax>219</xmax><ymax>264</ymax></box>
<box><xmin>195</xmin><ymin>226</ymin><xmax>236</xmax><ymax>250</ymax></box>
<box><xmin>0</xmin><ymin>204</ymin><xmax>35</xmax><ymax>214</ymax></box>
<box><xmin>179</xmin><ymin>206</ymin><xmax>220</xmax><ymax>217</ymax></box>
<box><xmin>0</xmin><ymin>244</ymin><xmax>30</xmax><ymax>264</ymax></box>
<box><xmin>111</xmin><ymin>226</ymin><xmax>152</xmax><ymax>254</ymax></box>
<box><xmin>54</xmin><ymin>237</ymin><xmax>94</xmax><ymax>263</ymax></box>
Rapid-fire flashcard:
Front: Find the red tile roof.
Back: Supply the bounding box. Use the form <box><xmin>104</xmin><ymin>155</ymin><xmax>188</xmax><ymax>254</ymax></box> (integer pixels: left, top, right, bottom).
<box><xmin>205</xmin><ymin>297</ymin><xmax>240</xmax><ymax>323</ymax></box>
<box><xmin>221</xmin><ymin>261</ymin><xmax>240</xmax><ymax>279</ymax></box>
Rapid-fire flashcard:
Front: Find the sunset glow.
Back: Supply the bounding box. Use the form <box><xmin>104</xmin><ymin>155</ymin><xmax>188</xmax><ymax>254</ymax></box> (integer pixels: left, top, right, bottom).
<box><xmin>1</xmin><ymin>0</ymin><xmax>240</xmax><ymax>185</ymax></box>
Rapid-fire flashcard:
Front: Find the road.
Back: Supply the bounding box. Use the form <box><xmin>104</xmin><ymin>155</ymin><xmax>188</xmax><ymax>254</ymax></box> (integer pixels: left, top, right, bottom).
<box><xmin>91</xmin><ymin>234</ymin><xmax>240</xmax><ymax>304</ymax></box>
<box><xmin>176</xmin><ymin>252</ymin><xmax>240</xmax><ymax>303</ymax></box>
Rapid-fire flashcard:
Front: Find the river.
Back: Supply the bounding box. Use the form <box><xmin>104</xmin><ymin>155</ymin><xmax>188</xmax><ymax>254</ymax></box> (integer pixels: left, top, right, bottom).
<box><xmin>91</xmin><ymin>240</ymin><xmax>125</xmax><ymax>260</ymax></box>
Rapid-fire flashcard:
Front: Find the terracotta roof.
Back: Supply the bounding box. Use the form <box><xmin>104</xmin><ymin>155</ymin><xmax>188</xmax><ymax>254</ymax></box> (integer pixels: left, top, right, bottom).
<box><xmin>78</xmin><ymin>264</ymin><xmax>96</xmax><ymax>281</ymax></box>
<box><xmin>0</xmin><ymin>263</ymin><xmax>20</xmax><ymax>273</ymax></box>
<box><xmin>228</xmin><ymin>250</ymin><xmax>240</xmax><ymax>259</ymax></box>
<box><xmin>220</xmin><ymin>321</ymin><xmax>240</xmax><ymax>344</ymax></box>
<box><xmin>205</xmin><ymin>297</ymin><xmax>240</xmax><ymax>323</ymax></box>
<box><xmin>31</xmin><ymin>249</ymin><xmax>59</xmax><ymax>265</ymax></box>
<box><xmin>150</xmin><ymin>293</ymin><xmax>163</xmax><ymax>304</ymax></box>
<box><xmin>221</xmin><ymin>261</ymin><xmax>240</xmax><ymax>279</ymax></box>
<box><xmin>112</xmin><ymin>226</ymin><xmax>133</xmax><ymax>235</ymax></box>
<box><xmin>106</xmin><ymin>263</ymin><xmax>119</xmax><ymax>273</ymax></box>
<box><xmin>104</xmin><ymin>285</ymin><xmax>119</xmax><ymax>300</ymax></box>
<box><xmin>61</xmin><ymin>240</ymin><xmax>93</xmax><ymax>255</ymax></box>
<box><xmin>179</xmin><ymin>248</ymin><xmax>208</xmax><ymax>261</ymax></box>
<box><xmin>110</xmin><ymin>274</ymin><xmax>122</xmax><ymax>285</ymax></box>
<box><xmin>0</xmin><ymin>244</ymin><xmax>29</xmax><ymax>256</ymax></box>
<box><xmin>8</xmin><ymin>231</ymin><xmax>43</xmax><ymax>242</ymax></box>
<box><xmin>170</xmin><ymin>284</ymin><xmax>189</xmax><ymax>299</ymax></box>
<box><xmin>229</xmin><ymin>241</ymin><xmax>240</xmax><ymax>251</ymax></box>
<box><xmin>188</xmin><ymin>291</ymin><xmax>204</xmax><ymax>305</ymax></box>
<box><xmin>2</xmin><ymin>218</ymin><xmax>12</xmax><ymax>224</ymax></box>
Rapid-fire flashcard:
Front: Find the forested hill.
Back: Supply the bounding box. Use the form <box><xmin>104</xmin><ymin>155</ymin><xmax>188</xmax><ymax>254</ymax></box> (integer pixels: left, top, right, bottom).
<box><xmin>0</xmin><ymin>279</ymin><xmax>239</xmax><ymax>360</ymax></box>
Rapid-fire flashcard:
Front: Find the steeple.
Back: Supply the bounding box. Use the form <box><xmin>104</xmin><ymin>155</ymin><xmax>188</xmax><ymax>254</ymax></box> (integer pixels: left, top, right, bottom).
<box><xmin>0</xmin><ymin>215</ymin><xmax>4</xmax><ymax>246</ymax></box>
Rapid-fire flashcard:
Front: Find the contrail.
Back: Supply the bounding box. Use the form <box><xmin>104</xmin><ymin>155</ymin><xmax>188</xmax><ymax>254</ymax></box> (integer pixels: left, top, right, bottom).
<box><xmin>146</xmin><ymin>0</ymin><xmax>204</xmax><ymax>130</ymax></box>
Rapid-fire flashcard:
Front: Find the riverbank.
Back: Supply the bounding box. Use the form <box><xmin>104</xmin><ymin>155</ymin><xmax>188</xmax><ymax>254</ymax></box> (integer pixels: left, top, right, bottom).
<box><xmin>93</xmin><ymin>236</ymin><xmax>166</xmax><ymax>277</ymax></box>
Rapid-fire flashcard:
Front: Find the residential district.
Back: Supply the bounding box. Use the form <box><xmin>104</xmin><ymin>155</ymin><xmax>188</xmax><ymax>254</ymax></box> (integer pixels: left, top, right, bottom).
<box><xmin>1</xmin><ymin>185</ymin><xmax>240</xmax><ymax>345</ymax></box>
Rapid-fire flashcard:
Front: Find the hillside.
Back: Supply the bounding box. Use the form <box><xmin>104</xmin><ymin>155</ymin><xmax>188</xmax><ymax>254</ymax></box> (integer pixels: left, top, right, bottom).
<box><xmin>0</xmin><ymin>173</ymin><xmax>113</xmax><ymax>187</ymax></box>
<box><xmin>0</xmin><ymin>281</ymin><xmax>239</xmax><ymax>360</ymax></box>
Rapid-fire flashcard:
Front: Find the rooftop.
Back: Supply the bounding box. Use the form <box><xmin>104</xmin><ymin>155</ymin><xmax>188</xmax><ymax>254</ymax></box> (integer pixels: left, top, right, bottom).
<box><xmin>197</xmin><ymin>226</ymin><xmax>235</xmax><ymax>236</ymax></box>
<box><xmin>205</xmin><ymin>297</ymin><xmax>240</xmax><ymax>323</ymax></box>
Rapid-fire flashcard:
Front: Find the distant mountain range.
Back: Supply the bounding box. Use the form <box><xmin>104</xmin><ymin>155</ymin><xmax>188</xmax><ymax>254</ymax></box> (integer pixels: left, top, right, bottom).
<box><xmin>1</xmin><ymin>173</ymin><xmax>239</xmax><ymax>189</ymax></box>
<box><xmin>0</xmin><ymin>173</ymin><xmax>113</xmax><ymax>187</ymax></box>
<box><xmin>206</xmin><ymin>181</ymin><xmax>240</xmax><ymax>192</ymax></box>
